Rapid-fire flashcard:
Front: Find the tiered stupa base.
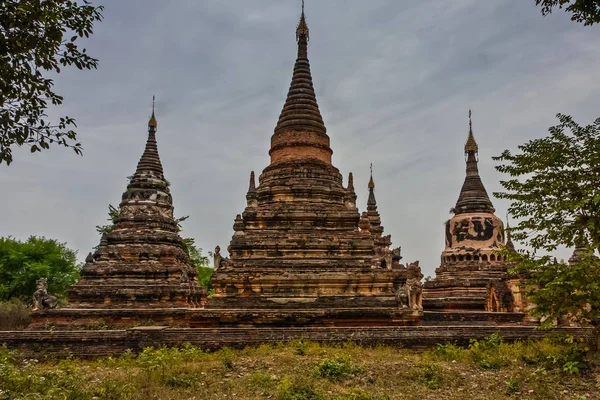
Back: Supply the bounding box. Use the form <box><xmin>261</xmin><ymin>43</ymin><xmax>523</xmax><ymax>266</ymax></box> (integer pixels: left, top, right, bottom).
<box><xmin>423</xmin><ymin>262</ymin><xmax>514</xmax><ymax>312</ymax></box>
<box><xmin>206</xmin><ymin>268</ymin><xmax>420</xmax><ymax>326</ymax></box>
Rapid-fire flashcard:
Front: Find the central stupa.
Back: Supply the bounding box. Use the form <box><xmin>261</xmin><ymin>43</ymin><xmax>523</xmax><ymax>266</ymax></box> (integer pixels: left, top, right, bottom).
<box><xmin>209</xmin><ymin>6</ymin><xmax>417</xmax><ymax>325</ymax></box>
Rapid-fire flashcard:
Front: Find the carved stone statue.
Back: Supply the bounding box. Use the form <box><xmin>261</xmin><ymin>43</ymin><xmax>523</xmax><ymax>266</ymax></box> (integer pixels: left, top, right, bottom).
<box><xmin>32</xmin><ymin>278</ymin><xmax>58</xmax><ymax>311</ymax></box>
<box><xmin>85</xmin><ymin>252</ymin><xmax>94</xmax><ymax>263</ymax></box>
<box><xmin>214</xmin><ymin>245</ymin><xmax>230</xmax><ymax>270</ymax></box>
<box><xmin>395</xmin><ymin>262</ymin><xmax>423</xmax><ymax>310</ymax></box>
<box><xmin>391</xmin><ymin>246</ymin><xmax>402</xmax><ymax>262</ymax></box>
<box><xmin>180</xmin><ymin>269</ymin><xmax>189</xmax><ymax>283</ymax></box>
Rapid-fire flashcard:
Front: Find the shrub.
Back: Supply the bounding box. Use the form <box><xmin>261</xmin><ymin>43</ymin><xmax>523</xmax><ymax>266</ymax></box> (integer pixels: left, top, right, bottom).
<box><xmin>218</xmin><ymin>347</ymin><xmax>235</xmax><ymax>370</ymax></box>
<box><xmin>294</xmin><ymin>338</ymin><xmax>308</xmax><ymax>356</ymax></box>
<box><xmin>0</xmin><ymin>299</ymin><xmax>31</xmax><ymax>330</ymax></box>
<box><xmin>277</xmin><ymin>377</ymin><xmax>322</xmax><ymax>400</ymax></box>
<box><xmin>138</xmin><ymin>346</ymin><xmax>179</xmax><ymax>380</ymax></box>
<box><xmin>413</xmin><ymin>363</ymin><xmax>442</xmax><ymax>390</ymax></box>
<box><xmin>247</xmin><ymin>370</ymin><xmax>276</xmax><ymax>388</ymax></box>
<box><xmin>164</xmin><ymin>372</ymin><xmax>197</xmax><ymax>388</ymax></box>
<box><xmin>430</xmin><ymin>343</ymin><xmax>465</xmax><ymax>362</ymax></box>
<box><xmin>519</xmin><ymin>338</ymin><xmax>589</xmax><ymax>373</ymax></box>
<box><xmin>505</xmin><ymin>376</ymin><xmax>520</xmax><ymax>394</ymax></box>
<box><xmin>315</xmin><ymin>356</ymin><xmax>361</xmax><ymax>381</ymax></box>
<box><xmin>469</xmin><ymin>333</ymin><xmax>510</xmax><ymax>369</ymax></box>
<box><xmin>339</xmin><ymin>388</ymin><xmax>388</xmax><ymax>400</ymax></box>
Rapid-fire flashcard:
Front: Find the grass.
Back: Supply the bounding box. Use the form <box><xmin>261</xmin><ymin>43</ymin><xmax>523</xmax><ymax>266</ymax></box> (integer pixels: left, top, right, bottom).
<box><xmin>0</xmin><ymin>336</ymin><xmax>599</xmax><ymax>400</ymax></box>
<box><xmin>0</xmin><ymin>299</ymin><xmax>31</xmax><ymax>330</ymax></box>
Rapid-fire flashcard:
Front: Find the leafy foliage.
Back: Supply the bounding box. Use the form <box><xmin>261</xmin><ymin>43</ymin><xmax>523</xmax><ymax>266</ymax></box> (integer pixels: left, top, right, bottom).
<box><xmin>509</xmin><ymin>249</ymin><xmax>600</xmax><ymax>329</ymax></box>
<box><xmin>494</xmin><ymin>114</ymin><xmax>600</xmax><ymax>329</ymax></box>
<box><xmin>0</xmin><ymin>236</ymin><xmax>80</xmax><ymax>302</ymax></box>
<box><xmin>535</xmin><ymin>0</ymin><xmax>600</xmax><ymax>25</ymax></box>
<box><xmin>494</xmin><ymin>115</ymin><xmax>600</xmax><ymax>253</ymax></box>
<box><xmin>95</xmin><ymin>204</ymin><xmax>120</xmax><ymax>235</ymax></box>
<box><xmin>413</xmin><ymin>363</ymin><xmax>442</xmax><ymax>390</ymax></box>
<box><xmin>0</xmin><ymin>341</ymin><xmax>596</xmax><ymax>399</ymax></box>
<box><xmin>277</xmin><ymin>377</ymin><xmax>323</xmax><ymax>400</ymax></box>
<box><xmin>314</xmin><ymin>356</ymin><xmax>361</xmax><ymax>381</ymax></box>
<box><xmin>0</xmin><ymin>0</ymin><xmax>104</xmax><ymax>165</ymax></box>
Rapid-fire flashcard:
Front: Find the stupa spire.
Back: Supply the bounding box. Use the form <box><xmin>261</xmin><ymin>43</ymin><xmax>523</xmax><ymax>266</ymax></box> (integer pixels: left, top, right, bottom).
<box><xmin>133</xmin><ymin>97</ymin><xmax>164</xmax><ymax>177</ymax></box>
<box><xmin>270</xmin><ymin>1</ymin><xmax>330</xmax><ymax>164</ymax></box>
<box><xmin>569</xmin><ymin>233</ymin><xmax>592</xmax><ymax>265</ymax></box>
<box><xmin>246</xmin><ymin>171</ymin><xmax>257</xmax><ymax>207</ymax></box>
<box><xmin>454</xmin><ymin>110</ymin><xmax>494</xmax><ymax>214</ymax></box>
<box><xmin>367</xmin><ymin>163</ymin><xmax>377</xmax><ymax>209</ymax></box>
<box><xmin>296</xmin><ymin>0</ymin><xmax>309</xmax><ymax>43</ymax></box>
<box><xmin>148</xmin><ymin>95</ymin><xmax>157</xmax><ymax>129</ymax></box>
<box><xmin>464</xmin><ymin>109</ymin><xmax>477</xmax><ymax>153</ymax></box>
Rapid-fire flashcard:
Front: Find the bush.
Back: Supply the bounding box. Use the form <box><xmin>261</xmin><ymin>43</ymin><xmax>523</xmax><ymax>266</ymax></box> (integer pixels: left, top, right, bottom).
<box><xmin>315</xmin><ymin>356</ymin><xmax>361</xmax><ymax>381</ymax></box>
<box><xmin>469</xmin><ymin>333</ymin><xmax>511</xmax><ymax>369</ymax></box>
<box><xmin>520</xmin><ymin>337</ymin><xmax>589</xmax><ymax>374</ymax></box>
<box><xmin>164</xmin><ymin>372</ymin><xmax>197</xmax><ymax>388</ymax></box>
<box><xmin>277</xmin><ymin>377</ymin><xmax>322</xmax><ymax>400</ymax></box>
<box><xmin>339</xmin><ymin>388</ymin><xmax>388</xmax><ymax>400</ymax></box>
<box><xmin>429</xmin><ymin>343</ymin><xmax>466</xmax><ymax>362</ymax></box>
<box><xmin>0</xmin><ymin>299</ymin><xmax>31</xmax><ymax>330</ymax></box>
<box><xmin>294</xmin><ymin>338</ymin><xmax>308</xmax><ymax>356</ymax></box>
<box><xmin>413</xmin><ymin>363</ymin><xmax>443</xmax><ymax>390</ymax></box>
<box><xmin>247</xmin><ymin>370</ymin><xmax>276</xmax><ymax>389</ymax></box>
<box><xmin>505</xmin><ymin>376</ymin><xmax>519</xmax><ymax>394</ymax></box>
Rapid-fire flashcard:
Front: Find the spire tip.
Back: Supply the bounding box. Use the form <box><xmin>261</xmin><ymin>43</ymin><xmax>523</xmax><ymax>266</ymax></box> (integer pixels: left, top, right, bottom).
<box><xmin>296</xmin><ymin>0</ymin><xmax>309</xmax><ymax>42</ymax></box>
<box><xmin>464</xmin><ymin>109</ymin><xmax>478</xmax><ymax>153</ymax></box>
<box><xmin>148</xmin><ymin>95</ymin><xmax>157</xmax><ymax>129</ymax></box>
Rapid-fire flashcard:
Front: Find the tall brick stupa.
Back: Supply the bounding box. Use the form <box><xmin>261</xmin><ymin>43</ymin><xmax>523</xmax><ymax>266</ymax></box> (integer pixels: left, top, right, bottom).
<box><xmin>208</xmin><ymin>5</ymin><xmax>417</xmax><ymax>325</ymax></box>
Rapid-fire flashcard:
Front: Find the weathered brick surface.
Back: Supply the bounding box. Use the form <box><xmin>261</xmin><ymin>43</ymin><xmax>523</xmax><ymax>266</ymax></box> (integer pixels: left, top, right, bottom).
<box><xmin>209</xmin><ymin>10</ymin><xmax>411</xmax><ymax>321</ymax></box>
<box><xmin>0</xmin><ymin>326</ymin><xmax>593</xmax><ymax>359</ymax></box>
<box><xmin>423</xmin><ymin>118</ymin><xmax>515</xmax><ymax>313</ymax></box>
<box><xmin>32</xmin><ymin>110</ymin><xmax>205</xmax><ymax>329</ymax></box>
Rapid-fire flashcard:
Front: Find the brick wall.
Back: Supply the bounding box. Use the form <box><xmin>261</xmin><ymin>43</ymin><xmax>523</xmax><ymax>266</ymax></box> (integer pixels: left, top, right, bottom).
<box><xmin>0</xmin><ymin>326</ymin><xmax>593</xmax><ymax>359</ymax></box>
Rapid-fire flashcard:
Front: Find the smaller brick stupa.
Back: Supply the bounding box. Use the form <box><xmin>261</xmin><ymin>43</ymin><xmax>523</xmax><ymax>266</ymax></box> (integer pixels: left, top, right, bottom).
<box><xmin>30</xmin><ymin>99</ymin><xmax>205</xmax><ymax>328</ymax></box>
<box><xmin>423</xmin><ymin>111</ymin><xmax>515</xmax><ymax>312</ymax></box>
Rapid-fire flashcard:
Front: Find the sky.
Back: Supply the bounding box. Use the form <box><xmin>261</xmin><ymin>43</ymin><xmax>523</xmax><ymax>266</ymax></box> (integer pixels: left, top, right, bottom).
<box><xmin>1</xmin><ymin>0</ymin><xmax>599</xmax><ymax>277</ymax></box>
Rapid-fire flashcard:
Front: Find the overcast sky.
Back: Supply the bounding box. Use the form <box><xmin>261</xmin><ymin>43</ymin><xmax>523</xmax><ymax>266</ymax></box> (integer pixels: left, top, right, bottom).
<box><xmin>1</xmin><ymin>0</ymin><xmax>599</xmax><ymax>277</ymax></box>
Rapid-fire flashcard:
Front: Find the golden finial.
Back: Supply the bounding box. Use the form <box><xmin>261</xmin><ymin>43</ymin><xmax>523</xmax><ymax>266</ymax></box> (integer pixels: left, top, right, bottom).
<box><xmin>296</xmin><ymin>0</ymin><xmax>309</xmax><ymax>41</ymax></box>
<box><xmin>368</xmin><ymin>163</ymin><xmax>375</xmax><ymax>189</ymax></box>
<box><xmin>464</xmin><ymin>108</ymin><xmax>478</xmax><ymax>153</ymax></box>
<box><xmin>148</xmin><ymin>95</ymin><xmax>157</xmax><ymax>129</ymax></box>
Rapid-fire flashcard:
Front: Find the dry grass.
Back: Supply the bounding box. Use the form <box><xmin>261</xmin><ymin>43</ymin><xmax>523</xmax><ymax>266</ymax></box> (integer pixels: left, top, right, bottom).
<box><xmin>0</xmin><ymin>299</ymin><xmax>31</xmax><ymax>330</ymax></box>
<box><xmin>1</xmin><ymin>336</ymin><xmax>599</xmax><ymax>400</ymax></box>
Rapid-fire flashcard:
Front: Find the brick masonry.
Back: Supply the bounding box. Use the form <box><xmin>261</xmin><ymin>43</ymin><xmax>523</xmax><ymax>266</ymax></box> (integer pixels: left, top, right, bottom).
<box><xmin>0</xmin><ymin>326</ymin><xmax>593</xmax><ymax>359</ymax></box>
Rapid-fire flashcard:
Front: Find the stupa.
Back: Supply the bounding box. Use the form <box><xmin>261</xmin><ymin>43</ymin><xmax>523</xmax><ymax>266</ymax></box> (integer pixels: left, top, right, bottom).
<box><xmin>31</xmin><ymin>100</ymin><xmax>205</xmax><ymax>328</ymax></box>
<box><xmin>208</xmin><ymin>5</ymin><xmax>418</xmax><ymax>326</ymax></box>
<box><xmin>423</xmin><ymin>111</ymin><xmax>514</xmax><ymax>312</ymax></box>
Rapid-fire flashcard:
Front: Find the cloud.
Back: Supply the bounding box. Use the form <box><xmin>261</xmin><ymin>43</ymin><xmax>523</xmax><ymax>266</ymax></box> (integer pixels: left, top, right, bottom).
<box><xmin>1</xmin><ymin>0</ymin><xmax>599</xmax><ymax>276</ymax></box>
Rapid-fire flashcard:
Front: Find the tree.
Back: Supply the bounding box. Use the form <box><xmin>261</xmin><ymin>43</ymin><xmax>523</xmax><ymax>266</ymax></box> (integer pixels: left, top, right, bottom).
<box><xmin>0</xmin><ymin>236</ymin><xmax>80</xmax><ymax>302</ymax></box>
<box><xmin>95</xmin><ymin>203</ymin><xmax>119</xmax><ymax>235</ymax></box>
<box><xmin>493</xmin><ymin>114</ymin><xmax>600</xmax><ymax>333</ymax></box>
<box><xmin>0</xmin><ymin>0</ymin><xmax>104</xmax><ymax>165</ymax></box>
<box><xmin>534</xmin><ymin>0</ymin><xmax>600</xmax><ymax>25</ymax></box>
<box><xmin>182</xmin><ymin>237</ymin><xmax>214</xmax><ymax>294</ymax></box>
